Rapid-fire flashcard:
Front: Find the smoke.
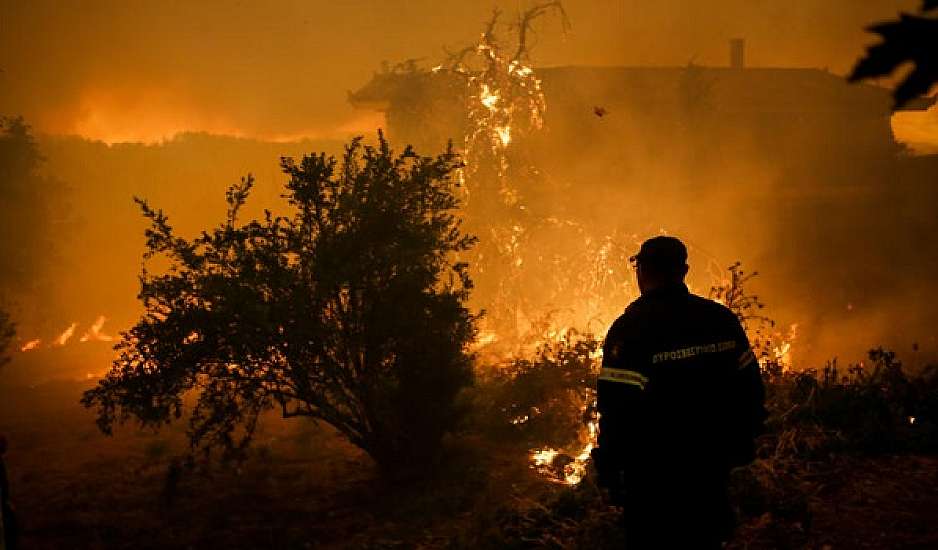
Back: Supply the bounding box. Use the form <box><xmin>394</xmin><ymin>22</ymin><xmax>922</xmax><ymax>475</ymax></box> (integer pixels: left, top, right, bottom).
<box><xmin>1</xmin><ymin>0</ymin><xmax>931</xmax><ymax>143</ymax></box>
<box><xmin>523</xmin><ymin>68</ymin><xmax>938</xmax><ymax>367</ymax></box>
<box><xmin>2</xmin><ymin>0</ymin><xmax>937</xmax><ymax>378</ymax></box>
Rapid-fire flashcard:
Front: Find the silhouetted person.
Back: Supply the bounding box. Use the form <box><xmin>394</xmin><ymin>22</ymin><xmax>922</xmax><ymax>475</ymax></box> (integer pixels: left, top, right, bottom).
<box><xmin>592</xmin><ymin>236</ymin><xmax>766</xmax><ymax>549</ymax></box>
<box><xmin>0</xmin><ymin>434</ymin><xmax>17</xmax><ymax>550</ymax></box>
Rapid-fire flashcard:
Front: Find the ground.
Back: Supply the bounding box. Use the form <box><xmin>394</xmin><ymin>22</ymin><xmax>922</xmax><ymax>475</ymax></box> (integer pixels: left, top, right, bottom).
<box><xmin>731</xmin><ymin>454</ymin><xmax>938</xmax><ymax>550</ymax></box>
<box><xmin>1</xmin><ymin>376</ymin><xmax>937</xmax><ymax>549</ymax></box>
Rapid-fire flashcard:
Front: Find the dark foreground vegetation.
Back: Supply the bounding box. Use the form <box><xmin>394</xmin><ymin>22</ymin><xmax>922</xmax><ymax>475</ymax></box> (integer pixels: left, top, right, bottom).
<box><xmin>460</xmin><ymin>262</ymin><xmax>938</xmax><ymax>548</ymax></box>
<box><xmin>2</xmin><ymin>335</ymin><xmax>937</xmax><ymax>549</ymax></box>
<box><xmin>468</xmin><ymin>337</ymin><xmax>938</xmax><ymax>549</ymax></box>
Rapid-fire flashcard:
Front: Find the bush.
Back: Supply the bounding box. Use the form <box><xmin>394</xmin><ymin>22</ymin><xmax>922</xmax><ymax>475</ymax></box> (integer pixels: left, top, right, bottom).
<box><xmin>766</xmin><ymin>348</ymin><xmax>938</xmax><ymax>457</ymax></box>
<box><xmin>473</xmin><ymin>330</ymin><xmax>599</xmax><ymax>455</ymax></box>
<box><xmin>82</xmin><ymin>133</ymin><xmax>477</xmax><ymax>474</ymax></box>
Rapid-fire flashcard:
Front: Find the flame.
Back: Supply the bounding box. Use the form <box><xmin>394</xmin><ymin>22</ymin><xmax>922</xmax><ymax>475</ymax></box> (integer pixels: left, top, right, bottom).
<box><xmin>473</xmin><ymin>330</ymin><xmax>498</xmax><ymax>349</ymax></box>
<box><xmin>495</xmin><ymin>125</ymin><xmax>511</xmax><ymax>146</ymax></box>
<box><xmin>528</xmin><ymin>413</ymin><xmax>598</xmax><ymax>485</ymax></box>
<box><xmin>20</xmin><ymin>339</ymin><xmax>41</xmax><ymax>352</ymax></box>
<box><xmin>80</xmin><ymin>315</ymin><xmax>114</xmax><ymax>343</ymax></box>
<box><xmin>480</xmin><ymin>84</ymin><xmax>500</xmax><ymax>110</ymax></box>
<box><xmin>54</xmin><ymin>322</ymin><xmax>78</xmax><ymax>346</ymax></box>
<box><xmin>766</xmin><ymin>323</ymin><xmax>799</xmax><ymax>371</ymax></box>
<box><xmin>507</xmin><ymin>60</ymin><xmax>534</xmax><ymax>78</ymax></box>
<box><xmin>18</xmin><ymin>316</ymin><xmax>117</xmax><ymax>352</ymax></box>
<box><xmin>565</xmin><ymin>416</ymin><xmax>598</xmax><ymax>485</ymax></box>
<box><xmin>530</xmin><ymin>448</ymin><xmax>559</xmax><ymax>467</ymax></box>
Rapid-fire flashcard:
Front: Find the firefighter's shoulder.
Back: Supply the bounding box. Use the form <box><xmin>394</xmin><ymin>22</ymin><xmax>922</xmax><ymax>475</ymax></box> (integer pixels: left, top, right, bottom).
<box><xmin>605</xmin><ymin>299</ymin><xmax>647</xmax><ymax>339</ymax></box>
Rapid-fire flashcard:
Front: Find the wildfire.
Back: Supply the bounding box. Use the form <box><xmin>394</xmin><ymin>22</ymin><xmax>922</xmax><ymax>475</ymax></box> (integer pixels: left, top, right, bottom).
<box><xmin>18</xmin><ymin>316</ymin><xmax>115</xmax><ymax>352</ymax></box>
<box><xmin>444</xmin><ymin>9</ymin><xmax>798</xmax><ymax>488</ymax></box>
<box><xmin>494</xmin><ymin>126</ymin><xmax>511</xmax><ymax>146</ymax></box>
<box><xmin>473</xmin><ymin>330</ymin><xmax>499</xmax><ymax>349</ymax></box>
<box><xmin>528</xmin><ymin>414</ymin><xmax>598</xmax><ymax>485</ymax></box>
<box><xmin>480</xmin><ymin>84</ymin><xmax>500</xmax><ymax>110</ymax></box>
<box><xmin>80</xmin><ymin>315</ymin><xmax>114</xmax><ymax>343</ymax></box>
<box><xmin>446</xmin><ymin>18</ymin><xmax>546</xmax><ymax>193</ymax></box>
<box><xmin>54</xmin><ymin>322</ymin><xmax>78</xmax><ymax>346</ymax></box>
<box><xmin>767</xmin><ymin>323</ymin><xmax>799</xmax><ymax>371</ymax></box>
<box><xmin>530</xmin><ymin>448</ymin><xmax>559</xmax><ymax>467</ymax></box>
<box><xmin>20</xmin><ymin>339</ymin><xmax>40</xmax><ymax>352</ymax></box>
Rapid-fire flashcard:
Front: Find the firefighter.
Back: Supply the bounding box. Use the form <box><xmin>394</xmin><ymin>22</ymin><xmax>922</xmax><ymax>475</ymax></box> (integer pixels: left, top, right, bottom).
<box><xmin>592</xmin><ymin>236</ymin><xmax>767</xmax><ymax>549</ymax></box>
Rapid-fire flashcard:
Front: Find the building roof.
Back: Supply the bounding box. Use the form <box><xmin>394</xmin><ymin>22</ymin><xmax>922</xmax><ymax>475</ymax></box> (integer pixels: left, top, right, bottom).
<box><xmin>349</xmin><ymin>65</ymin><xmax>935</xmax><ymax>116</ymax></box>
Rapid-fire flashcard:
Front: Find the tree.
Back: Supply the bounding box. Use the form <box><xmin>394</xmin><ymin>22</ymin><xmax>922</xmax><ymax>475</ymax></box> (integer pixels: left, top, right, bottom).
<box><xmin>849</xmin><ymin>0</ymin><xmax>938</xmax><ymax>109</ymax></box>
<box><xmin>0</xmin><ymin>117</ymin><xmax>68</xmax><ymax>303</ymax></box>
<box><xmin>82</xmin><ymin>134</ymin><xmax>478</xmax><ymax>472</ymax></box>
<box><xmin>0</xmin><ymin>307</ymin><xmax>13</xmax><ymax>367</ymax></box>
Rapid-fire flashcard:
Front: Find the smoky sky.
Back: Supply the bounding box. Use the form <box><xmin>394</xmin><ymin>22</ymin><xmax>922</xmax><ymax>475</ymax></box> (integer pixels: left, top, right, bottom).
<box><xmin>0</xmin><ymin>0</ymin><xmax>927</xmax><ymax>143</ymax></box>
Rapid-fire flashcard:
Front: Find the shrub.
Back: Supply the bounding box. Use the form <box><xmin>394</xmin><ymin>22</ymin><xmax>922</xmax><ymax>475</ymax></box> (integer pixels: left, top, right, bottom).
<box><xmin>769</xmin><ymin>348</ymin><xmax>938</xmax><ymax>456</ymax></box>
<box><xmin>474</xmin><ymin>329</ymin><xmax>599</xmax><ymax>454</ymax></box>
<box><xmin>82</xmin><ymin>134</ymin><xmax>477</xmax><ymax>474</ymax></box>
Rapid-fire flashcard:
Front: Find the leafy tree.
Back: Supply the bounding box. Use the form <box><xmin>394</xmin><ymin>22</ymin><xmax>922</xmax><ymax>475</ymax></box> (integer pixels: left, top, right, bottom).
<box><xmin>849</xmin><ymin>0</ymin><xmax>938</xmax><ymax>109</ymax></box>
<box><xmin>82</xmin><ymin>134</ymin><xmax>478</xmax><ymax>472</ymax></box>
<box><xmin>0</xmin><ymin>117</ymin><xmax>67</xmax><ymax>301</ymax></box>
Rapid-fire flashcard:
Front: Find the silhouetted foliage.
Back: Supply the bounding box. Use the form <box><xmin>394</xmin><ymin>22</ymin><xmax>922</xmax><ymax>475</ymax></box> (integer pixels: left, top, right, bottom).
<box><xmin>849</xmin><ymin>1</ymin><xmax>938</xmax><ymax>109</ymax></box>
<box><xmin>82</xmin><ymin>134</ymin><xmax>478</xmax><ymax>472</ymax></box>
<box><xmin>0</xmin><ymin>117</ymin><xmax>68</xmax><ymax>301</ymax></box>
<box><xmin>768</xmin><ymin>348</ymin><xmax>938</xmax><ymax>456</ymax></box>
<box><xmin>473</xmin><ymin>337</ymin><xmax>938</xmax><ymax>547</ymax></box>
<box><xmin>0</xmin><ymin>306</ymin><xmax>13</xmax><ymax>367</ymax></box>
<box><xmin>709</xmin><ymin>262</ymin><xmax>781</xmax><ymax>372</ymax></box>
<box><xmin>475</xmin><ymin>329</ymin><xmax>598</xmax><ymax>451</ymax></box>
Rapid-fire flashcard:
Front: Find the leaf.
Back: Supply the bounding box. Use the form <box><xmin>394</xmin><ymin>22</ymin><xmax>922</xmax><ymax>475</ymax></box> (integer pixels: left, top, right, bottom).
<box><xmin>848</xmin><ymin>14</ymin><xmax>938</xmax><ymax>109</ymax></box>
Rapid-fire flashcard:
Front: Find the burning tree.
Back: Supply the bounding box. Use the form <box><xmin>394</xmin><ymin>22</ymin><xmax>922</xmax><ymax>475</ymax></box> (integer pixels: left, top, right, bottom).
<box><xmin>433</xmin><ymin>3</ymin><xmax>624</xmax><ymax>346</ymax></box>
<box><xmin>82</xmin><ymin>134</ymin><xmax>478</xmax><ymax>472</ymax></box>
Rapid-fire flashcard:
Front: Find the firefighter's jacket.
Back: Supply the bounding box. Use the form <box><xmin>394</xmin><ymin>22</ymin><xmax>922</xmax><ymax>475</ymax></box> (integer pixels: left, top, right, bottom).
<box><xmin>594</xmin><ymin>283</ymin><xmax>767</xmax><ymax>488</ymax></box>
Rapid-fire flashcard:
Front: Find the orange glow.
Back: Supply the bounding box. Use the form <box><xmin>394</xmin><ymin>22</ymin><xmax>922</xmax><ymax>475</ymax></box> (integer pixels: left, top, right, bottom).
<box><xmin>892</xmin><ymin>108</ymin><xmax>938</xmax><ymax>154</ymax></box>
<box><xmin>46</xmin><ymin>86</ymin><xmax>389</xmax><ymax>145</ymax></box>
<box><xmin>65</xmin><ymin>87</ymin><xmax>246</xmax><ymax>144</ymax></box>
